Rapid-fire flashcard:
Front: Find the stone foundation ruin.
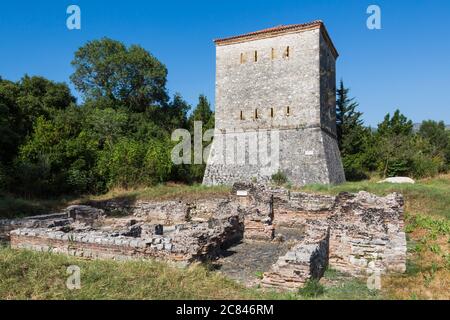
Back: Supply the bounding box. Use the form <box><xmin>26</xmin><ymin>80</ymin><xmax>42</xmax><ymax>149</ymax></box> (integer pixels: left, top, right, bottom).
<box><xmin>1</xmin><ymin>183</ymin><xmax>407</xmax><ymax>291</ymax></box>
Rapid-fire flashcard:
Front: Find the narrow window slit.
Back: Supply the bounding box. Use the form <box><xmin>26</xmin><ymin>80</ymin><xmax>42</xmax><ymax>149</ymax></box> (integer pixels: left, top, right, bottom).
<box><xmin>285</xmin><ymin>46</ymin><xmax>290</xmax><ymax>58</ymax></box>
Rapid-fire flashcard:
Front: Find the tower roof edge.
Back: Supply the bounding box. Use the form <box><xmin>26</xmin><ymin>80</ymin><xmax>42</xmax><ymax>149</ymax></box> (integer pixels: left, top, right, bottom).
<box><xmin>213</xmin><ymin>20</ymin><xmax>338</xmax><ymax>58</ymax></box>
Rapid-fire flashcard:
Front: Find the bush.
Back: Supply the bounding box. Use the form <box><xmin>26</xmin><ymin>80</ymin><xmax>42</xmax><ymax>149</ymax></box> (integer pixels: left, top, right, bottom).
<box><xmin>144</xmin><ymin>139</ymin><xmax>173</xmax><ymax>183</ymax></box>
<box><xmin>411</xmin><ymin>154</ymin><xmax>442</xmax><ymax>179</ymax></box>
<box><xmin>271</xmin><ymin>170</ymin><xmax>288</xmax><ymax>185</ymax></box>
<box><xmin>298</xmin><ymin>279</ymin><xmax>325</xmax><ymax>298</ymax></box>
<box><xmin>342</xmin><ymin>155</ymin><xmax>369</xmax><ymax>181</ymax></box>
<box><xmin>96</xmin><ymin>138</ymin><xmax>148</xmax><ymax>189</ymax></box>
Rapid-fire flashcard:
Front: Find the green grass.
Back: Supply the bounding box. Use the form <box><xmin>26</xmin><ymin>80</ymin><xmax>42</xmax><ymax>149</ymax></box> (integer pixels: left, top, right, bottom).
<box><xmin>298</xmin><ymin>175</ymin><xmax>450</xmax><ymax>219</ymax></box>
<box><xmin>83</xmin><ymin>183</ymin><xmax>230</xmax><ymax>202</ymax></box>
<box><xmin>0</xmin><ymin>246</ymin><xmax>379</xmax><ymax>300</ymax></box>
<box><xmin>0</xmin><ymin>184</ymin><xmax>230</xmax><ymax>219</ymax></box>
<box><xmin>0</xmin><ymin>192</ymin><xmax>76</xmax><ymax>219</ymax></box>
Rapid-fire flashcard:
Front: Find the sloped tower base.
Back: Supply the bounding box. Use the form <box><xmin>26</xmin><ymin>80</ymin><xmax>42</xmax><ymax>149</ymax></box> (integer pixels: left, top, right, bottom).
<box><xmin>203</xmin><ymin>127</ymin><xmax>345</xmax><ymax>186</ymax></box>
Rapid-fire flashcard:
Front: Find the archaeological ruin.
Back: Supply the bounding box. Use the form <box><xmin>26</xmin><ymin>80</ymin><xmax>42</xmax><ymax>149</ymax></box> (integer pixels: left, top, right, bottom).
<box><xmin>1</xmin><ymin>183</ymin><xmax>407</xmax><ymax>291</ymax></box>
<box><xmin>0</xmin><ymin>22</ymin><xmax>408</xmax><ymax>291</ymax></box>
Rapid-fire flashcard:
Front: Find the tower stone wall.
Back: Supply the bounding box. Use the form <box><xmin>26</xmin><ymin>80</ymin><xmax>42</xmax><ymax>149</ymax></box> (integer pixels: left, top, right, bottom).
<box><xmin>203</xmin><ymin>21</ymin><xmax>345</xmax><ymax>186</ymax></box>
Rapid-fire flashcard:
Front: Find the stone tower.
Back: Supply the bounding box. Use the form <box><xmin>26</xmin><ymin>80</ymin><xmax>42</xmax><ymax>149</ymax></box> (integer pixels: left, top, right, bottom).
<box><xmin>203</xmin><ymin>21</ymin><xmax>345</xmax><ymax>186</ymax></box>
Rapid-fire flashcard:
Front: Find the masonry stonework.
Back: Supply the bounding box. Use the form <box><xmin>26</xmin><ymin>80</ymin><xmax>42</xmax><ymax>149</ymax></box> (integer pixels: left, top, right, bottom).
<box><xmin>203</xmin><ymin>21</ymin><xmax>345</xmax><ymax>186</ymax></box>
<box><xmin>4</xmin><ymin>183</ymin><xmax>407</xmax><ymax>291</ymax></box>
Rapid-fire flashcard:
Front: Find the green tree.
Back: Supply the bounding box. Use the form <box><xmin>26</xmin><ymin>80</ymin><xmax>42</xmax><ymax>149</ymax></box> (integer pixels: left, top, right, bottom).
<box><xmin>188</xmin><ymin>94</ymin><xmax>214</xmax><ymax>131</ymax></box>
<box><xmin>182</xmin><ymin>95</ymin><xmax>215</xmax><ymax>182</ymax></box>
<box><xmin>16</xmin><ymin>107</ymin><xmax>98</xmax><ymax>195</ymax></box>
<box><xmin>0</xmin><ymin>76</ymin><xmax>74</xmax><ymax>166</ymax></box>
<box><xmin>418</xmin><ymin>120</ymin><xmax>450</xmax><ymax>169</ymax></box>
<box><xmin>0</xmin><ymin>79</ymin><xmax>21</xmax><ymax>165</ymax></box>
<box><xmin>70</xmin><ymin>38</ymin><xmax>168</xmax><ymax>112</ymax></box>
<box><xmin>335</xmin><ymin>80</ymin><xmax>371</xmax><ymax>180</ymax></box>
<box><xmin>17</xmin><ymin>75</ymin><xmax>75</xmax><ymax>136</ymax></box>
<box><xmin>373</xmin><ymin>110</ymin><xmax>437</xmax><ymax>178</ymax></box>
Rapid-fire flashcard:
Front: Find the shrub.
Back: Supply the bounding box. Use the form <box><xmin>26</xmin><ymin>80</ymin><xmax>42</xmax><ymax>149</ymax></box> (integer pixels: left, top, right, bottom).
<box><xmin>411</xmin><ymin>154</ymin><xmax>442</xmax><ymax>178</ymax></box>
<box><xmin>96</xmin><ymin>138</ymin><xmax>148</xmax><ymax>189</ymax></box>
<box><xmin>144</xmin><ymin>139</ymin><xmax>173</xmax><ymax>183</ymax></box>
<box><xmin>271</xmin><ymin>170</ymin><xmax>287</xmax><ymax>185</ymax></box>
<box><xmin>298</xmin><ymin>279</ymin><xmax>325</xmax><ymax>298</ymax></box>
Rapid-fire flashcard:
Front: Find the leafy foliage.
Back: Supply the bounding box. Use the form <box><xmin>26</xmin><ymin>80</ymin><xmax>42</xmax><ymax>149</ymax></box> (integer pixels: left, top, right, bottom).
<box><xmin>337</xmin><ymin>82</ymin><xmax>450</xmax><ymax>180</ymax></box>
<box><xmin>70</xmin><ymin>38</ymin><xmax>168</xmax><ymax>112</ymax></box>
<box><xmin>271</xmin><ymin>170</ymin><xmax>288</xmax><ymax>186</ymax></box>
<box><xmin>336</xmin><ymin>80</ymin><xmax>371</xmax><ymax>180</ymax></box>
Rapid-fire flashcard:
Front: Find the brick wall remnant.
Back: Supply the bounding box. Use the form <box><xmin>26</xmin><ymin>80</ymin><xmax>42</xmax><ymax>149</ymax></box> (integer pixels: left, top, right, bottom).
<box><xmin>4</xmin><ymin>183</ymin><xmax>407</xmax><ymax>291</ymax></box>
<box><xmin>261</xmin><ymin>225</ymin><xmax>330</xmax><ymax>290</ymax></box>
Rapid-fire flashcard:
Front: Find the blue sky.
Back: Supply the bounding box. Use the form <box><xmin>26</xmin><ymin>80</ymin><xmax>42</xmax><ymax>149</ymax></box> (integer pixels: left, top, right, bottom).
<box><xmin>0</xmin><ymin>0</ymin><xmax>449</xmax><ymax>126</ymax></box>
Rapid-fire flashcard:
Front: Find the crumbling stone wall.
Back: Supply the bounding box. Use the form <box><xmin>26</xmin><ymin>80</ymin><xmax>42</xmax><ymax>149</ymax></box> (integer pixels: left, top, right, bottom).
<box><xmin>0</xmin><ymin>213</ymin><xmax>69</xmax><ymax>241</ymax></box>
<box><xmin>10</xmin><ymin>212</ymin><xmax>243</xmax><ymax>265</ymax></box>
<box><xmin>233</xmin><ymin>183</ymin><xmax>275</xmax><ymax>241</ymax></box>
<box><xmin>271</xmin><ymin>188</ymin><xmax>335</xmax><ymax>227</ymax></box>
<box><xmin>231</xmin><ymin>183</ymin><xmax>407</xmax><ymax>289</ymax></box>
<box><xmin>327</xmin><ymin>192</ymin><xmax>407</xmax><ymax>275</ymax></box>
<box><xmin>261</xmin><ymin>225</ymin><xmax>329</xmax><ymax>290</ymax></box>
<box><xmin>5</xmin><ymin>183</ymin><xmax>407</xmax><ymax>291</ymax></box>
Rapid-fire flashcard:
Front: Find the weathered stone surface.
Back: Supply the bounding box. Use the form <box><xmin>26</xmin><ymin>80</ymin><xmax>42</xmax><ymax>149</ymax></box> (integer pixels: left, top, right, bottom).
<box><xmin>10</xmin><ymin>211</ymin><xmax>243</xmax><ymax>265</ymax></box>
<box><xmin>327</xmin><ymin>192</ymin><xmax>407</xmax><ymax>275</ymax></box>
<box><xmin>203</xmin><ymin>23</ymin><xmax>345</xmax><ymax>186</ymax></box>
<box><xmin>0</xmin><ymin>213</ymin><xmax>70</xmax><ymax>240</ymax></box>
<box><xmin>262</xmin><ymin>225</ymin><xmax>329</xmax><ymax>290</ymax></box>
<box><xmin>6</xmin><ymin>183</ymin><xmax>406</xmax><ymax>291</ymax></box>
<box><xmin>232</xmin><ymin>183</ymin><xmax>275</xmax><ymax>241</ymax></box>
<box><xmin>88</xmin><ymin>200</ymin><xmax>189</xmax><ymax>225</ymax></box>
<box><xmin>378</xmin><ymin>177</ymin><xmax>415</xmax><ymax>184</ymax></box>
<box><xmin>65</xmin><ymin>205</ymin><xmax>105</xmax><ymax>225</ymax></box>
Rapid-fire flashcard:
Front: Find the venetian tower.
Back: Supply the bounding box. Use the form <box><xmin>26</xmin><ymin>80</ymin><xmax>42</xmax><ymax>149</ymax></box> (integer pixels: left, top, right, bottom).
<box><xmin>203</xmin><ymin>21</ymin><xmax>345</xmax><ymax>186</ymax></box>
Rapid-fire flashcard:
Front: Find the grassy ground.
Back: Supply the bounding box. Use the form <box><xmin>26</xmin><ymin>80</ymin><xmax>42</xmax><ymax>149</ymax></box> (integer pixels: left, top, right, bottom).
<box><xmin>0</xmin><ymin>176</ymin><xmax>449</xmax><ymax>300</ymax></box>
<box><xmin>0</xmin><ymin>183</ymin><xmax>230</xmax><ymax>219</ymax></box>
<box><xmin>0</xmin><ymin>245</ymin><xmax>377</xmax><ymax>300</ymax></box>
<box><xmin>0</xmin><ymin>193</ymin><xmax>78</xmax><ymax>219</ymax></box>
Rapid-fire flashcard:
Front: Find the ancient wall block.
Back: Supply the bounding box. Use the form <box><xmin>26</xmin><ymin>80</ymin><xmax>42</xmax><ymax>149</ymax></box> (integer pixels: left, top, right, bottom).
<box><xmin>65</xmin><ymin>205</ymin><xmax>105</xmax><ymax>225</ymax></box>
<box><xmin>0</xmin><ymin>213</ymin><xmax>70</xmax><ymax>241</ymax></box>
<box><xmin>261</xmin><ymin>225</ymin><xmax>329</xmax><ymax>290</ymax></box>
<box><xmin>327</xmin><ymin>192</ymin><xmax>407</xmax><ymax>275</ymax></box>
<box><xmin>232</xmin><ymin>183</ymin><xmax>275</xmax><ymax>241</ymax></box>
<box><xmin>86</xmin><ymin>200</ymin><xmax>190</xmax><ymax>225</ymax></box>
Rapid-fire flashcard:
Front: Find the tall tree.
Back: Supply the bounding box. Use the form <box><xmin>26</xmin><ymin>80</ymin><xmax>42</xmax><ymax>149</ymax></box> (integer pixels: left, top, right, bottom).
<box><xmin>336</xmin><ymin>79</ymin><xmax>364</xmax><ymax>151</ymax></box>
<box><xmin>0</xmin><ymin>76</ymin><xmax>74</xmax><ymax>165</ymax></box>
<box><xmin>418</xmin><ymin>120</ymin><xmax>449</xmax><ymax>159</ymax></box>
<box><xmin>374</xmin><ymin>110</ymin><xmax>416</xmax><ymax>177</ymax></box>
<box><xmin>335</xmin><ymin>80</ymin><xmax>370</xmax><ymax>180</ymax></box>
<box><xmin>188</xmin><ymin>94</ymin><xmax>214</xmax><ymax>131</ymax></box>
<box><xmin>70</xmin><ymin>38</ymin><xmax>169</xmax><ymax>112</ymax></box>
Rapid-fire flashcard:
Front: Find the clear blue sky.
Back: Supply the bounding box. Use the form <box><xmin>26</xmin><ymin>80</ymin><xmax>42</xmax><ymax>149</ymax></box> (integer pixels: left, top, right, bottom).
<box><xmin>0</xmin><ymin>0</ymin><xmax>449</xmax><ymax>126</ymax></box>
